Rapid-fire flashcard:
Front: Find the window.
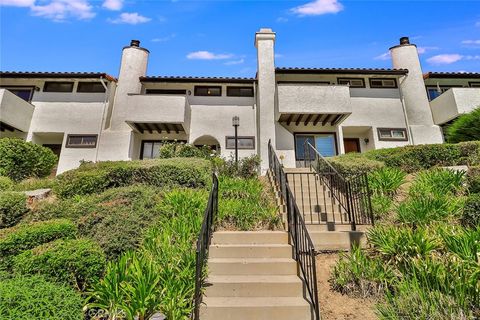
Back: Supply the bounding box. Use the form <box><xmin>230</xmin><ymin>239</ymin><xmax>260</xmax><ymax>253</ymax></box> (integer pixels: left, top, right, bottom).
<box><xmin>469</xmin><ymin>82</ymin><xmax>480</xmax><ymax>88</ymax></box>
<box><xmin>44</xmin><ymin>82</ymin><xmax>74</xmax><ymax>93</ymax></box>
<box><xmin>145</xmin><ymin>89</ymin><xmax>187</xmax><ymax>95</ymax></box>
<box><xmin>65</xmin><ymin>134</ymin><xmax>98</xmax><ymax>148</ymax></box>
<box><xmin>140</xmin><ymin>140</ymin><xmax>187</xmax><ymax>159</ymax></box>
<box><xmin>226</xmin><ymin>86</ymin><xmax>254</xmax><ymax>97</ymax></box>
<box><xmin>1</xmin><ymin>87</ymin><xmax>34</xmax><ymax>102</ymax></box>
<box><xmin>77</xmin><ymin>82</ymin><xmax>106</xmax><ymax>93</ymax></box>
<box><xmin>426</xmin><ymin>86</ymin><xmax>461</xmax><ymax>101</ymax></box>
<box><xmin>337</xmin><ymin>78</ymin><xmax>365</xmax><ymax>88</ymax></box>
<box><xmin>377</xmin><ymin>128</ymin><xmax>408</xmax><ymax>141</ymax></box>
<box><xmin>369</xmin><ymin>78</ymin><xmax>397</xmax><ymax>88</ymax></box>
<box><xmin>225</xmin><ymin>136</ymin><xmax>255</xmax><ymax>149</ymax></box>
<box><xmin>295</xmin><ymin>134</ymin><xmax>337</xmax><ymax>159</ymax></box>
<box><xmin>194</xmin><ymin>86</ymin><xmax>222</xmax><ymax>96</ymax></box>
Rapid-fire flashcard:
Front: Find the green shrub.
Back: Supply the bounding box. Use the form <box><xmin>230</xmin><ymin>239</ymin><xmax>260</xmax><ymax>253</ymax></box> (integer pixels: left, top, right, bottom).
<box><xmin>0</xmin><ymin>138</ymin><xmax>57</xmax><ymax>181</ymax></box>
<box><xmin>0</xmin><ymin>219</ymin><xmax>76</xmax><ymax>259</ymax></box>
<box><xmin>409</xmin><ymin>168</ymin><xmax>465</xmax><ymax>197</ymax></box>
<box><xmin>54</xmin><ymin>158</ymin><xmax>211</xmax><ymax>198</ymax></box>
<box><xmin>328</xmin><ymin>153</ymin><xmax>384</xmax><ymax>177</ymax></box>
<box><xmin>0</xmin><ymin>275</ymin><xmax>83</xmax><ymax>320</ymax></box>
<box><xmin>368</xmin><ymin>167</ymin><xmax>406</xmax><ymax>197</ymax></box>
<box><xmin>330</xmin><ymin>246</ymin><xmax>396</xmax><ymax>297</ymax></box>
<box><xmin>0</xmin><ymin>176</ymin><xmax>13</xmax><ymax>191</ymax></box>
<box><xmin>13</xmin><ymin>177</ymin><xmax>56</xmax><ymax>192</ymax></box>
<box><xmin>371</xmin><ymin>195</ymin><xmax>394</xmax><ymax>219</ymax></box>
<box><xmin>466</xmin><ymin>166</ymin><xmax>480</xmax><ymax>194</ymax></box>
<box><xmin>446</xmin><ymin>107</ymin><xmax>480</xmax><ymax>143</ymax></box>
<box><xmin>462</xmin><ymin>194</ymin><xmax>480</xmax><ymax>228</ymax></box>
<box><xmin>12</xmin><ymin>239</ymin><xmax>106</xmax><ymax>290</ymax></box>
<box><xmin>396</xmin><ymin>195</ymin><xmax>463</xmax><ymax>226</ymax></box>
<box><xmin>158</xmin><ymin>141</ymin><xmax>213</xmax><ymax>159</ymax></box>
<box><xmin>216</xmin><ymin>155</ymin><xmax>261</xmax><ymax>178</ymax></box>
<box><xmin>0</xmin><ymin>192</ymin><xmax>28</xmax><ymax>229</ymax></box>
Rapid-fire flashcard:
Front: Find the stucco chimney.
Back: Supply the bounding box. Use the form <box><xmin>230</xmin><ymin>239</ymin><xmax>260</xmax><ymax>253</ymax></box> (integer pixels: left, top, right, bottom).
<box><xmin>255</xmin><ymin>28</ymin><xmax>276</xmax><ymax>173</ymax></box>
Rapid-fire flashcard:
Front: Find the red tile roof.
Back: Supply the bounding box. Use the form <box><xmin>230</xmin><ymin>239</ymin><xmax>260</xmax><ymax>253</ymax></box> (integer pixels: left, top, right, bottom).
<box><xmin>0</xmin><ymin>71</ymin><xmax>117</xmax><ymax>82</ymax></box>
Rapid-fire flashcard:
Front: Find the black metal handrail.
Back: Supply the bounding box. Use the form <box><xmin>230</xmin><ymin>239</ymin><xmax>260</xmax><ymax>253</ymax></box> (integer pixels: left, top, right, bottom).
<box><xmin>304</xmin><ymin>141</ymin><xmax>374</xmax><ymax>230</ymax></box>
<box><xmin>268</xmin><ymin>140</ymin><xmax>320</xmax><ymax>320</ymax></box>
<box><xmin>192</xmin><ymin>173</ymin><xmax>219</xmax><ymax>320</ymax></box>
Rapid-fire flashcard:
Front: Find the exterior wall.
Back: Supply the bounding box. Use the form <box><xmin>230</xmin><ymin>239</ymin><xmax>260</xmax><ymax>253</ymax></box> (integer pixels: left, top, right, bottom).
<box><xmin>0</xmin><ymin>89</ymin><xmax>35</xmax><ymax>132</ymax></box>
<box><xmin>430</xmin><ymin>88</ymin><xmax>480</xmax><ymax>124</ymax></box>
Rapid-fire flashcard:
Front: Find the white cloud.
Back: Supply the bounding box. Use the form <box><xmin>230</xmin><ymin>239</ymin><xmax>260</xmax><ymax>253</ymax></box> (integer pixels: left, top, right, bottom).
<box><xmin>224</xmin><ymin>58</ymin><xmax>244</xmax><ymax>65</ymax></box>
<box><xmin>462</xmin><ymin>40</ymin><xmax>480</xmax><ymax>47</ymax></box>
<box><xmin>374</xmin><ymin>52</ymin><xmax>390</xmax><ymax>61</ymax></box>
<box><xmin>291</xmin><ymin>0</ymin><xmax>343</xmax><ymax>16</ymax></box>
<box><xmin>152</xmin><ymin>34</ymin><xmax>176</xmax><ymax>42</ymax></box>
<box><xmin>0</xmin><ymin>0</ymin><xmax>34</xmax><ymax>6</ymax></box>
<box><xmin>186</xmin><ymin>51</ymin><xmax>233</xmax><ymax>60</ymax></box>
<box><xmin>109</xmin><ymin>12</ymin><xmax>151</xmax><ymax>24</ymax></box>
<box><xmin>102</xmin><ymin>0</ymin><xmax>122</xmax><ymax>11</ymax></box>
<box><xmin>417</xmin><ymin>46</ymin><xmax>439</xmax><ymax>54</ymax></box>
<box><xmin>275</xmin><ymin>53</ymin><xmax>284</xmax><ymax>59</ymax></box>
<box><xmin>426</xmin><ymin>54</ymin><xmax>480</xmax><ymax>65</ymax></box>
<box><xmin>31</xmin><ymin>0</ymin><xmax>95</xmax><ymax>21</ymax></box>
<box><xmin>276</xmin><ymin>17</ymin><xmax>288</xmax><ymax>23</ymax></box>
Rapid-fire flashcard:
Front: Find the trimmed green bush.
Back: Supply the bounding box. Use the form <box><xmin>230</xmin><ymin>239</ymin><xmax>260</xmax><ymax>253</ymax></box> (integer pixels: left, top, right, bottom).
<box><xmin>0</xmin><ymin>176</ymin><xmax>13</xmax><ymax>191</ymax></box>
<box><xmin>0</xmin><ymin>192</ymin><xmax>28</xmax><ymax>229</ymax></box>
<box><xmin>446</xmin><ymin>107</ymin><xmax>480</xmax><ymax>143</ymax></box>
<box><xmin>467</xmin><ymin>166</ymin><xmax>480</xmax><ymax>194</ymax></box>
<box><xmin>0</xmin><ymin>138</ymin><xmax>57</xmax><ymax>181</ymax></box>
<box><xmin>462</xmin><ymin>194</ymin><xmax>480</xmax><ymax>228</ymax></box>
<box><xmin>0</xmin><ymin>219</ymin><xmax>76</xmax><ymax>259</ymax></box>
<box><xmin>216</xmin><ymin>155</ymin><xmax>261</xmax><ymax>178</ymax></box>
<box><xmin>0</xmin><ymin>275</ymin><xmax>83</xmax><ymax>320</ymax></box>
<box><xmin>13</xmin><ymin>239</ymin><xmax>106</xmax><ymax>290</ymax></box>
<box><xmin>328</xmin><ymin>153</ymin><xmax>384</xmax><ymax>177</ymax></box>
<box><xmin>13</xmin><ymin>177</ymin><xmax>57</xmax><ymax>192</ymax></box>
<box><xmin>159</xmin><ymin>141</ymin><xmax>213</xmax><ymax>159</ymax></box>
<box><xmin>54</xmin><ymin>158</ymin><xmax>211</xmax><ymax>198</ymax></box>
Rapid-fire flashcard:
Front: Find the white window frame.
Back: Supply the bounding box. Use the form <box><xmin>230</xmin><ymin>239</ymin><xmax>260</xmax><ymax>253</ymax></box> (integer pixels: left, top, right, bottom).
<box><xmin>377</xmin><ymin>128</ymin><xmax>408</xmax><ymax>141</ymax></box>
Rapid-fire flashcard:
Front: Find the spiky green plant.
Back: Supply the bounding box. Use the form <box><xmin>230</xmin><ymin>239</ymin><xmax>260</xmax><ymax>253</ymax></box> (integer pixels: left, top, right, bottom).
<box><xmin>368</xmin><ymin>167</ymin><xmax>406</xmax><ymax>197</ymax></box>
<box><xmin>409</xmin><ymin>168</ymin><xmax>466</xmax><ymax>197</ymax></box>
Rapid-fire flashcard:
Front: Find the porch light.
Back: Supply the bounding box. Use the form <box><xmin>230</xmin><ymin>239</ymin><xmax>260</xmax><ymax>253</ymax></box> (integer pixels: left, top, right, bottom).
<box><xmin>232</xmin><ymin>116</ymin><xmax>240</xmax><ymax>126</ymax></box>
<box><xmin>232</xmin><ymin>116</ymin><xmax>240</xmax><ymax>166</ymax></box>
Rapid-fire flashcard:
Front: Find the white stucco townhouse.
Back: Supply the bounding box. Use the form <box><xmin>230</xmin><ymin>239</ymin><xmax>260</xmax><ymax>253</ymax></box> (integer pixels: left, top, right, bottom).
<box><xmin>1</xmin><ymin>29</ymin><xmax>479</xmax><ymax>174</ymax></box>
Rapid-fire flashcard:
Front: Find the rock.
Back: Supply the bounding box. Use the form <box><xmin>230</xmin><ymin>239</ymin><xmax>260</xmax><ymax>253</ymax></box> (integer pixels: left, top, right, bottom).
<box><xmin>147</xmin><ymin>313</ymin><xmax>166</xmax><ymax>320</ymax></box>
<box><xmin>24</xmin><ymin>188</ymin><xmax>52</xmax><ymax>201</ymax></box>
<box><xmin>441</xmin><ymin>165</ymin><xmax>469</xmax><ymax>173</ymax></box>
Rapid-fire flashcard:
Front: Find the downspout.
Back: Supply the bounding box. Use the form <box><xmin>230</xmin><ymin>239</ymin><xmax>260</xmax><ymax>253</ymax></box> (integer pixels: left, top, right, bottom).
<box><xmin>95</xmin><ymin>77</ymin><xmax>110</xmax><ymax>162</ymax></box>
<box><xmin>253</xmin><ymin>80</ymin><xmax>258</xmax><ymax>158</ymax></box>
<box><xmin>398</xmin><ymin>74</ymin><xmax>414</xmax><ymax>145</ymax></box>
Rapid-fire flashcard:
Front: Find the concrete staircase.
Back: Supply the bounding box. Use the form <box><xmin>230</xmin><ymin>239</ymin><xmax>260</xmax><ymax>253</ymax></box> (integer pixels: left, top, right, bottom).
<box><xmin>277</xmin><ymin>168</ymin><xmax>368</xmax><ymax>251</ymax></box>
<box><xmin>199</xmin><ymin>231</ymin><xmax>312</xmax><ymax>320</ymax></box>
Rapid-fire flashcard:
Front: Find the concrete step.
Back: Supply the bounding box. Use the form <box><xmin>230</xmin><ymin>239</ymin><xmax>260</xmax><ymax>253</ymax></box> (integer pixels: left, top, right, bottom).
<box><xmin>305</xmin><ymin>223</ymin><xmax>369</xmax><ymax>232</ymax></box>
<box><xmin>204</xmin><ymin>275</ymin><xmax>303</xmax><ymax>297</ymax></box>
<box><xmin>199</xmin><ymin>297</ymin><xmax>311</xmax><ymax>320</ymax></box>
<box><xmin>212</xmin><ymin>231</ymin><xmax>289</xmax><ymax>245</ymax></box>
<box><xmin>309</xmin><ymin>230</ymin><xmax>367</xmax><ymax>251</ymax></box>
<box><xmin>209</xmin><ymin>244</ymin><xmax>293</xmax><ymax>259</ymax></box>
<box><xmin>208</xmin><ymin>258</ymin><xmax>297</xmax><ymax>275</ymax></box>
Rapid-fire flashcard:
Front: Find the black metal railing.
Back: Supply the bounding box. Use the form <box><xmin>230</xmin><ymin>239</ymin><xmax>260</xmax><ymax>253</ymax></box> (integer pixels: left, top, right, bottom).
<box><xmin>268</xmin><ymin>140</ymin><xmax>320</xmax><ymax>320</ymax></box>
<box><xmin>304</xmin><ymin>141</ymin><xmax>374</xmax><ymax>230</ymax></box>
<box><xmin>192</xmin><ymin>173</ymin><xmax>219</xmax><ymax>320</ymax></box>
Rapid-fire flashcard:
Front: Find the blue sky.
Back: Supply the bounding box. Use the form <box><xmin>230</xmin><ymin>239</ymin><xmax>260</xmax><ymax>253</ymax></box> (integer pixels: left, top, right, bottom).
<box><xmin>1</xmin><ymin>0</ymin><xmax>479</xmax><ymax>78</ymax></box>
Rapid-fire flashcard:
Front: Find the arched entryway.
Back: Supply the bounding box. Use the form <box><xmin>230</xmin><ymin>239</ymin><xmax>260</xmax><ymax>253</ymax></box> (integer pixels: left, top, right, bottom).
<box><xmin>192</xmin><ymin>135</ymin><xmax>221</xmax><ymax>153</ymax></box>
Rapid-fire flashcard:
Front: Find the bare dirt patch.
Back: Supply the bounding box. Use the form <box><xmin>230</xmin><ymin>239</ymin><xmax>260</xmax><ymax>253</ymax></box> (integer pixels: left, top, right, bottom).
<box><xmin>316</xmin><ymin>253</ymin><xmax>378</xmax><ymax>320</ymax></box>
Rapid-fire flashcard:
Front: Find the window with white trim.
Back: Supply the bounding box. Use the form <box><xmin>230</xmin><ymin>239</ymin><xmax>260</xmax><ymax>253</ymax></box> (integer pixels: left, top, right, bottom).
<box><xmin>65</xmin><ymin>135</ymin><xmax>98</xmax><ymax>148</ymax></box>
<box><xmin>337</xmin><ymin>78</ymin><xmax>365</xmax><ymax>88</ymax></box>
<box><xmin>225</xmin><ymin>136</ymin><xmax>255</xmax><ymax>149</ymax></box>
<box><xmin>377</xmin><ymin>128</ymin><xmax>408</xmax><ymax>141</ymax></box>
<box><xmin>369</xmin><ymin>78</ymin><xmax>397</xmax><ymax>88</ymax></box>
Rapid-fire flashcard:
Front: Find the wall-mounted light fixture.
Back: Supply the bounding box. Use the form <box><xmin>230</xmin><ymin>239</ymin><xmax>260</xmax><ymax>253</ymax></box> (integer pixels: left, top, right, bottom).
<box><xmin>364</xmin><ymin>138</ymin><xmax>370</xmax><ymax>145</ymax></box>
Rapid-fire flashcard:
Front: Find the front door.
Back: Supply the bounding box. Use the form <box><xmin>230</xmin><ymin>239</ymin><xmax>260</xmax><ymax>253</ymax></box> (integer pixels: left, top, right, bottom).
<box><xmin>343</xmin><ymin>138</ymin><xmax>360</xmax><ymax>153</ymax></box>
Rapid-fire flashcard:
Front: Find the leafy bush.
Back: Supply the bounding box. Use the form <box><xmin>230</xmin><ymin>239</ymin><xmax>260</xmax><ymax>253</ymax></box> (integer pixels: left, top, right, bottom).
<box><xmin>12</xmin><ymin>239</ymin><xmax>106</xmax><ymax>290</ymax></box>
<box><xmin>0</xmin><ymin>191</ymin><xmax>28</xmax><ymax>229</ymax></box>
<box><xmin>216</xmin><ymin>155</ymin><xmax>261</xmax><ymax>178</ymax></box>
<box><xmin>159</xmin><ymin>141</ymin><xmax>213</xmax><ymax>159</ymax></box>
<box><xmin>330</xmin><ymin>246</ymin><xmax>395</xmax><ymax>297</ymax></box>
<box><xmin>396</xmin><ymin>195</ymin><xmax>463</xmax><ymax>226</ymax></box>
<box><xmin>446</xmin><ymin>107</ymin><xmax>480</xmax><ymax>143</ymax></box>
<box><xmin>466</xmin><ymin>166</ymin><xmax>480</xmax><ymax>194</ymax></box>
<box><xmin>462</xmin><ymin>194</ymin><xmax>480</xmax><ymax>228</ymax></box>
<box><xmin>0</xmin><ymin>176</ymin><xmax>13</xmax><ymax>191</ymax></box>
<box><xmin>409</xmin><ymin>168</ymin><xmax>465</xmax><ymax>197</ymax></box>
<box><xmin>368</xmin><ymin>167</ymin><xmax>406</xmax><ymax>197</ymax></box>
<box><xmin>0</xmin><ymin>275</ymin><xmax>84</xmax><ymax>320</ymax></box>
<box><xmin>0</xmin><ymin>219</ymin><xmax>76</xmax><ymax>260</ymax></box>
<box><xmin>328</xmin><ymin>153</ymin><xmax>384</xmax><ymax>177</ymax></box>
<box><xmin>54</xmin><ymin>158</ymin><xmax>211</xmax><ymax>198</ymax></box>
<box><xmin>0</xmin><ymin>138</ymin><xmax>57</xmax><ymax>181</ymax></box>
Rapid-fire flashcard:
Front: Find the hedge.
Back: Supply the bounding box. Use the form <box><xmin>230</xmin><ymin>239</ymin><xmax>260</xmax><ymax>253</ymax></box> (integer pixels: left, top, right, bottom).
<box><xmin>0</xmin><ymin>275</ymin><xmax>83</xmax><ymax>320</ymax></box>
<box><xmin>467</xmin><ymin>166</ymin><xmax>480</xmax><ymax>194</ymax></box>
<box><xmin>0</xmin><ymin>176</ymin><xmax>13</xmax><ymax>191</ymax></box>
<box><xmin>0</xmin><ymin>219</ymin><xmax>76</xmax><ymax>259</ymax></box>
<box><xmin>0</xmin><ymin>138</ymin><xmax>57</xmax><ymax>181</ymax></box>
<box><xmin>0</xmin><ymin>192</ymin><xmax>28</xmax><ymax>229</ymax></box>
<box><xmin>54</xmin><ymin>158</ymin><xmax>211</xmax><ymax>198</ymax></box>
<box><xmin>328</xmin><ymin>153</ymin><xmax>384</xmax><ymax>177</ymax></box>
<box><xmin>13</xmin><ymin>239</ymin><xmax>106</xmax><ymax>290</ymax></box>
<box><xmin>462</xmin><ymin>194</ymin><xmax>480</xmax><ymax>228</ymax></box>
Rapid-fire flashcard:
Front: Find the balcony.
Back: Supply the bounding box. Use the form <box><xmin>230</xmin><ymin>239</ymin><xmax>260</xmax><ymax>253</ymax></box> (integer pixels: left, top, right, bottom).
<box><xmin>125</xmin><ymin>94</ymin><xmax>190</xmax><ymax>133</ymax></box>
<box><xmin>0</xmin><ymin>89</ymin><xmax>35</xmax><ymax>133</ymax></box>
<box><xmin>430</xmin><ymin>88</ymin><xmax>480</xmax><ymax>125</ymax></box>
<box><xmin>277</xmin><ymin>84</ymin><xmax>352</xmax><ymax>126</ymax></box>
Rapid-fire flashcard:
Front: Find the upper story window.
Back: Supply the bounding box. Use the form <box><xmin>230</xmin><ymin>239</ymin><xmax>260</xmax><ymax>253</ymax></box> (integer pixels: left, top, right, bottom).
<box><xmin>369</xmin><ymin>78</ymin><xmax>397</xmax><ymax>88</ymax></box>
<box><xmin>65</xmin><ymin>134</ymin><xmax>98</xmax><ymax>148</ymax></box>
<box><xmin>426</xmin><ymin>85</ymin><xmax>461</xmax><ymax>101</ymax></box>
<box><xmin>1</xmin><ymin>86</ymin><xmax>35</xmax><ymax>102</ymax></box>
<box><xmin>377</xmin><ymin>128</ymin><xmax>408</xmax><ymax>141</ymax></box>
<box><xmin>145</xmin><ymin>89</ymin><xmax>187</xmax><ymax>95</ymax></box>
<box><xmin>77</xmin><ymin>82</ymin><xmax>106</xmax><ymax>93</ymax></box>
<box><xmin>337</xmin><ymin>78</ymin><xmax>365</xmax><ymax>88</ymax></box>
<box><xmin>469</xmin><ymin>82</ymin><xmax>480</xmax><ymax>88</ymax></box>
<box><xmin>226</xmin><ymin>86</ymin><xmax>254</xmax><ymax>97</ymax></box>
<box><xmin>194</xmin><ymin>86</ymin><xmax>222</xmax><ymax>96</ymax></box>
<box><xmin>44</xmin><ymin>81</ymin><xmax>74</xmax><ymax>93</ymax></box>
